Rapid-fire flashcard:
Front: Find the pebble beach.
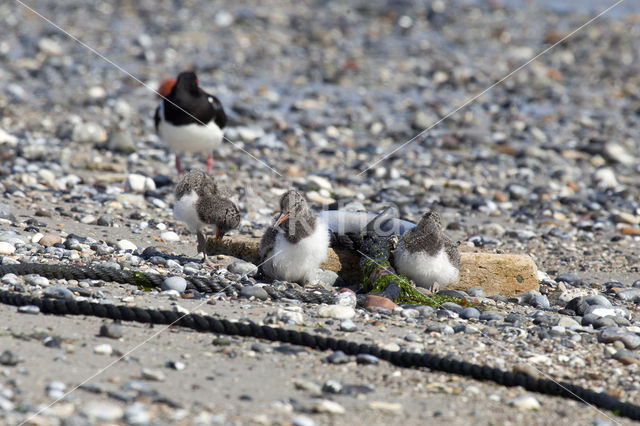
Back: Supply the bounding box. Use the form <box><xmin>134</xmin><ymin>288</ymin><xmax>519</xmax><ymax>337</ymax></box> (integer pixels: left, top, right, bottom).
<box><xmin>1</xmin><ymin>0</ymin><xmax>640</xmax><ymax>424</ymax></box>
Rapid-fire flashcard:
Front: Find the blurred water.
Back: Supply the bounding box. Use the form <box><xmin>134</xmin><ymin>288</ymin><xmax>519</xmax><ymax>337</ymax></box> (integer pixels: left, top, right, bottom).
<box><xmin>496</xmin><ymin>0</ymin><xmax>639</xmax><ymax>17</ymax></box>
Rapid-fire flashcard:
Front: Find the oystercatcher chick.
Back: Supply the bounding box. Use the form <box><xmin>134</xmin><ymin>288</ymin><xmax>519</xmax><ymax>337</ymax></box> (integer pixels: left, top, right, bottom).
<box><xmin>259</xmin><ymin>190</ymin><xmax>329</xmax><ymax>285</ymax></box>
<box><xmin>393</xmin><ymin>210</ymin><xmax>460</xmax><ymax>292</ymax></box>
<box><xmin>155</xmin><ymin>71</ymin><xmax>227</xmax><ymax>179</ymax></box>
<box><xmin>173</xmin><ymin>170</ymin><xmax>239</xmax><ymax>265</ymax></box>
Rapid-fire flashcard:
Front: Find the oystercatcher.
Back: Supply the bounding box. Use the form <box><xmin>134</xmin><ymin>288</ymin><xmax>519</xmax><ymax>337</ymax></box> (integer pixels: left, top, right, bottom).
<box><xmin>173</xmin><ymin>169</ymin><xmax>239</xmax><ymax>263</ymax></box>
<box><xmin>259</xmin><ymin>190</ymin><xmax>329</xmax><ymax>285</ymax></box>
<box><xmin>393</xmin><ymin>210</ymin><xmax>460</xmax><ymax>291</ymax></box>
<box><xmin>155</xmin><ymin>71</ymin><xmax>227</xmax><ymax>179</ymax></box>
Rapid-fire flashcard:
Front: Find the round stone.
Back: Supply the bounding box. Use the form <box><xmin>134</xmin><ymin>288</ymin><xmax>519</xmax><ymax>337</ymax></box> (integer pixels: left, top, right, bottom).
<box><xmin>240</xmin><ymin>286</ymin><xmax>269</xmax><ymax>300</ymax></box>
<box><xmin>39</xmin><ymin>233</ymin><xmax>62</xmax><ymax>247</ymax></box>
<box><xmin>161</xmin><ymin>231</ymin><xmax>180</xmax><ymax>242</ymax></box>
<box><xmin>0</xmin><ymin>242</ymin><xmax>15</xmax><ymax>255</ymax></box>
<box><xmin>99</xmin><ymin>323</ymin><xmax>123</xmax><ymax>339</ymax></box>
<box><xmin>123</xmin><ymin>403</ymin><xmax>150</xmax><ymax>425</ymax></box>
<box><xmin>81</xmin><ymin>401</ymin><xmax>123</xmax><ymax>422</ymax></box>
<box><xmin>94</xmin><ymin>344</ymin><xmax>113</xmax><ymax>355</ymax></box>
<box><xmin>327</xmin><ymin>350</ymin><xmax>350</xmax><ymax>364</ymax></box>
<box><xmin>509</xmin><ymin>394</ymin><xmax>541</xmax><ymax>410</ymax></box>
<box><xmin>317</xmin><ymin>305</ymin><xmax>355</xmax><ymax>319</ymax></box>
<box><xmin>333</xmin><ymin>291</ymin><xmax>357</xmax><ymax>308</ymax></box>
<box><xmin>160</xmin><ymin>277</ymin><xmax>187</xmax><ymax>293</ymax></box>
<box><xmin>117</xmin><ymin>240</ymin><xmax>137</xmax><ymax>251</ymax></box>
<box><xmin>459</xmin><ymin>307</ymin><xmax>480</xmax><ymax>320</ymax></box>
<box><xmin>227</xmin><ymin>260</ymin><xmax>258</xmax><ymax>277</ymax></box>
<box><xmin>339</xmin><ymin>318</ymin><xmax>357</xmax><ymax>332</ymax></box>
<box><xmin>44</xmin><ymin>286</ymin><xmax>75</xmax><ymax>300</ymax></box>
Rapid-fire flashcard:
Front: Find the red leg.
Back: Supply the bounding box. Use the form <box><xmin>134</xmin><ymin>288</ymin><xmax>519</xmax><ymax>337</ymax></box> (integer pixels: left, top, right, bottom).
<box><xmin>206</xmin><ymin>153</ymin><xmax>214</xmax><ymax>175</ymax></box>
<box><xmin>175</xmin><ymin>154</ymin><xmax>182</xmax><ymax>180</ymax></box>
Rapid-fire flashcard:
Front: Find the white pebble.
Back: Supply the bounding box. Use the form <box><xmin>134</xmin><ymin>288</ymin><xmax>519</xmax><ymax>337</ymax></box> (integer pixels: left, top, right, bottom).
<box><xmin>333</xmin><ymin>291</ymin><xmax>356</xmax><ymax>308</ymax></box>
<box><xmin>0</xmin><ymin>242</ymin><xmax>15</xmax><ymax>255</ymax></box>
<box><xmin>94</xmin><ymin>344</ymin><xmax>113</xmax><ymax>355</ymax></box>
<box><xmin>161</xmin><ymin>231</ymin><xmax>180</xmax><ymax>242</ymax></box>
<box><xmin>509</xmin><ymin>394</ymin><xmax>540</xmax><ymax>410</ymax></box>
<box><xmin>126</xmin><ymin>174</ymin><xmax>155</xmax><ymax>193</ymax></box>
<box><xmin>593</xmin><ymin>167</ymin><xmax>617</xmax><ymax>189</ymax></box>
<box><xmin>161</xmin><ymin>276</ymin><xmax>187</xmax><ymax>293</ymax></box>
<box><xmin>317</xmin><ymin>305</ymin><xmax>355</xmax><ymax>319</ymax></box>
<box><xmin>117</xmin><ymin>240</ymin><xmax>137</xmax><ymax>251</ymax></box>
<box><xmin>313</xmin><ymin>399</ymin><xmax>345</xmax><ymax>414</ymax></box>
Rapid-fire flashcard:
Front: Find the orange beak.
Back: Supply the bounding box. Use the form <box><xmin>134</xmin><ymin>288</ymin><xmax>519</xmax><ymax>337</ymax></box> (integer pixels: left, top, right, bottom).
<box><xmin>215</xmin><ymin>228</ymin><xmax>223</xmax><ymax>242</ymax></box>
<box><xmin>275</xmin><ymin>212</ymin><xmax>290</xmax><ymax>227</ymax></box>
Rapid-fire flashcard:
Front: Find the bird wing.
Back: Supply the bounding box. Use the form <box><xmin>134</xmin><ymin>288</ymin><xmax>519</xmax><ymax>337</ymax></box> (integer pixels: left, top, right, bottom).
<box><xmin>196</xmin><ymin>196</ymin><xmax>240</xmax><ymax>231</ymax></box>
<box><xmin>443</xmin><ymin>236</ymin><xmax>461</xmax><ymax>268</ymax></box>
<box><xmin>206</xmin><ymin>94</ymin><xmax>227</xmax><ymax>129</ymax></box>
<box><xmin>259</xmin><ymin>226</ymin><xmax>278</xmax><ymax>261</ymax></box>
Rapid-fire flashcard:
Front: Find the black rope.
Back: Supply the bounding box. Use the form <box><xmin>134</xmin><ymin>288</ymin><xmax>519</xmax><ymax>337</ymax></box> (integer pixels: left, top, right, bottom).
<box><xmin>0</xmin><ymin>263</ymin><xmax>335</xmax><ymax>305</ymax></box>
<box><xmin>0</xmin><ymin>290</ymin><xmax>638</xmax><ymax>420</ymax></box>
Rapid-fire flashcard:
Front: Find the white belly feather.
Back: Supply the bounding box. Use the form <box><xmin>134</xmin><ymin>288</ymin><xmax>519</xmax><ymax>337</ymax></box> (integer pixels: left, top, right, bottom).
<box><xmin>173</xmin><ymin>191</ymin><xmax>205</xmax><ymax>232</ymax></box>
<box><xmin>394</xmin><ymin>242</ymin><xmax>459</xmax><ymax>288</ymax></box>
<box><xmin>158</xmin><ymin>119</ymin><xmax>223</xmax><ymax>154</ymax></box>
<box><xmin>266</xmin><ymin>220</ymin><xmax>329</xmax><ymax>284</ymax></box>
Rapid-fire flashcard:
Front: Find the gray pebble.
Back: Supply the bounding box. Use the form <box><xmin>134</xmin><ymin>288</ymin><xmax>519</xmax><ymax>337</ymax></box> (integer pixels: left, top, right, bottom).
<box><xmin>584</xmin><ymin>295</ymin><xmax>612</xmax><ymax>307</ymax></box>
<box><xmin>356</xmin><ymin>354</ymin><xmax>379</xmax><ymax>365</ymax></box>
<box><xmin>459</xmin><ymin>307</ymin><xmax>480</xmax><ymax>320</ymax></box>
<box><xmin>99</xmin><ymin>323</ymin><xmax>123</xmax><ymax>339</ymax></box>
<box><xmin>592</xmin><ymin>317</ymin><xmax>617</xmax><ymax>329</ymax></box>
<box><xmin>251</xmin><ymin>343</ymin><xmax>273</xmax><ymax>354</ymax></box>
<box><xmin>327</xmin><ymin>350</ymin><xmax>350</xmax><ymax>364</ymax></box>
<box><xmin>239</xmin><ymin>285</ymin><xmax>269</xmax><ymax>300</ymax></box>
<box><xmin>0</xmin><ymin>350</ymin><xmax>22</xmax><ymax>366</ymax></box>
<box><xmin>566</xmin><ymin>297</ymin><xmax>589</xmax><ymax>316</ymax></box>
<box><xmin>339</xmin><ymin>318</ymin><xmax>357</xmax><ymax>332</ymax></box>
<box><xmin>315</xmin><ymin>269</ymin><xmax>344</xmax><ymax>287</ymax></box>
<box><xmin>426</xmin><ymin>324</ymin><xmax>455</xmax><ymax>335</ymax></box>
<box><xmin>322</xmin><ymin>379</ymin><xmax>343</xmax><ymax>394</ymax></box>
<box><xmin>24</xmin><ymin>274</ymin><xmax>49</xmax><ymax>287</ymax></box>
<box><xmin>18</xmin><ymin>305</ymin><xmax>40</xmax><ymax>314</ymax></box>
<box><xmin>123</xmin><ymin>403</ymin><xmax>150</xmax><ymax>425</ymax></box>
<box><xmin>1</xmin><ymin>273</ymin><xmax>19</xmax><ymax>286</ymax></box>
<box><xmin>43</xmin><ymin>286</ymin><xmax>75</xmax><ymax>300</ymax></box>
<box><xmin>97</xmin><ymin>214</ymin><xmax>113</xmax><ymax>227</ymax></box>
<box><xmin>440</xmin><ymin>302</ymin><xmax>463</xmax><ymax>314</ymax></box>
<box><xmin>46</xmin><ymin>381</ymin><xmax>66</xmax><ymax>399</ymax></box>
<box><xmin>616</xmin><ymin>288</ymin><xmax>640</xmax><ymax>302</ymax></box>
<box><xmin>479</xmin><ymin>312</ymin><xmax>504</xmax><ymax>322</ymax></box>
<box><xmin>227</xmin><ymin>261</ymin><xmax>258</xmax><ymax>277</ymax></box>
<box><xmin>404</xmin><ymin>333</ymin><xmax>421</xmax><ymax>342</ymax></box>
<box><xmin>466</xmin><ymin>287</ymin><xmax>486</xmax><ymax>297</ymax></box>
<box><xmin>599</xmin><ymin>327</ymin><xmax>640</xmax><ymax>349</ymax></box>
<box><xmin>556</xmin><ymin>272</ymin><xmax>581</xmax><ymax>284</ymax></box>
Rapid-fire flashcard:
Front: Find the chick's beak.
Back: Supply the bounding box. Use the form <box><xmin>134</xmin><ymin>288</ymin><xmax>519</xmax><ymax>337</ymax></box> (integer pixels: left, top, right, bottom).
<box><xmin>275</xmin><ymin>212</ymin><xmax>290</xmax><ymax>227</ymax></box>
<box><xmin>215</xmin><ymin>228</ymin><xmax>223</xmax><ymax>242</ymax></box>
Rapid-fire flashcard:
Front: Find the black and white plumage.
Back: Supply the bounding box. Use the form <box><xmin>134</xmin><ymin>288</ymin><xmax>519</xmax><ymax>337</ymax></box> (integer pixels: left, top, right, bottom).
<box><xmin>173</xmin><ymin>170</ymin><xmax>239</xmax><ymax>261</ymax></box>
<box><xmin>154</xmin><ymin>71</ymin><xmax>227</xmax><ymax>178</ymax></box>
<box><xmin>259</xmin><ymin>190</ymin><xmax>329</xmax><ymax>285</ymax></box>
<box><xmin>393</xmin><ymin>210</ymin><xmax>460</xmax><ymax>290</ymax></box>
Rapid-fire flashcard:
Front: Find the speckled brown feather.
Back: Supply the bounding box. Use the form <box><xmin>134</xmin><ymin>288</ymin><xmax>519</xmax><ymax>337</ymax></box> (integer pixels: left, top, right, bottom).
<box><xmin>175</xmin><ymin>169</ymin><xmax>217</xmax><ymax>199</ymax></box>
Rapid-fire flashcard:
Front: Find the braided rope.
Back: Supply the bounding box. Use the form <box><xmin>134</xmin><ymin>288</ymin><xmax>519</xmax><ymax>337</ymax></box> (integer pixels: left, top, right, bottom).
<box><xmin>0</xmin><ymin>263</ymin><xmax>335</xmax><ymax>304</ymax></box>
<box><xmin>0</xmin><ymin>290</ymin><xmax>638</xmax><ymax>420</ymax></box>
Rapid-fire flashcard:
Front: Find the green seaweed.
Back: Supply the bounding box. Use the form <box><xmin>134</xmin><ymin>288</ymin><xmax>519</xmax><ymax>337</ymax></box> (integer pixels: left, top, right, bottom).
<box><xmin>130</xmin><ymin>271</ymin><xmax>155</xmax><ymax>291</ymax></box>
<box><xmin>361</xmin><ymin>258</ymin><xmax>472</xmax><ymax>308</ymax></box>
